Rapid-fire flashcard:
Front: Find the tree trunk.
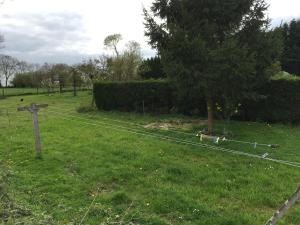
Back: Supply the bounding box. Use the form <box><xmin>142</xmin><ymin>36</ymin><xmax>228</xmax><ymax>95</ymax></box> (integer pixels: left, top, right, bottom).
<box><xmin>206</xmin><ymin>96</ymin><xmax>214</xmax><ymax>135</ymax></box>
<box><xmin>5</xmin><ymin>78</ymin><xmax>8</xmax><ymax>87</ymax></box>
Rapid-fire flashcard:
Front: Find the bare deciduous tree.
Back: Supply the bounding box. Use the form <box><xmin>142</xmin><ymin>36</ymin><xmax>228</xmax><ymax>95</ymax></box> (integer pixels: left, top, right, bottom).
<box><xmin>0</xmin><ymin>34</ymin><xmax>4</xmax><ymax>49</ymax></box>
<box><xmin>76</xmin><ymin>57</ymin><xmax>109</xmax><ymax>106</ymax></box>
<box><xmin>0</xmin><ymin>34</ymin><xmax>4</xmax><ymax>86</ymax></box>
<box><xmin>50</xmin><ymin>63</ymin><xmax>71</xmax><ymax>93</ymax></box>
<box><xmin>123</xmin><ymin>41</ymin><xmax>142</xmax><ymax>80</ymax></box>
<box><xmin>17</xmin><ymin>61</ymin><xmax>30</xmax><ymax>74</ymax></box>
<box><xmin>104</xmin><ymin>34</ymin><xmax>122</xmax><ymax>57</ymax></box>
<box><xmin>106</xmin><ymin>39</ymin><xmax>142</xmax><ymax>81</ymax></box>
<box><xmin>0</xmin><ymin>55</ymin><xmax>19</xmax><ymax>87</ymax></box>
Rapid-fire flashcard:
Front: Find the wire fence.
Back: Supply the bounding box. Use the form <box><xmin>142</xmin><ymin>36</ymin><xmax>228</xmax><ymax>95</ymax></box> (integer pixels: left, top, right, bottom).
<box><xmin>53</xmin><ymin>105</ymin><xmax>281</xmax><ymax>149</ymax></box>
<box><xmin>0</xmin><ymin>87</ymin><xmax>90</xmax><ymax>97</ymax></box>
<box><xmin>44</xmin><ymin>108</ymin><xmax>300</xmax><ymax>169</ymax></box>
<box><xmin>2</xmin><ymin>102</ymin><xmax>300</xmax><ymax>169</ymax></box>
<box><xmin>48</xmin><ymin>105</ymin><xmax>284</xmax><ymax>149</ymax></box>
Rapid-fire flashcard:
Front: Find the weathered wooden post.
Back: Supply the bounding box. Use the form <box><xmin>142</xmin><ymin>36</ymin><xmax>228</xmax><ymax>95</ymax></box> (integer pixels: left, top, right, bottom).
<box><xmin>18</xmin><ymin>103</ymin><xmax>48</xmax><ymax>159</ymax></box>
<box><xmin>266</xmin><ymin>186</ymin><xmax>300</xmax><ymax>225</ymax></box>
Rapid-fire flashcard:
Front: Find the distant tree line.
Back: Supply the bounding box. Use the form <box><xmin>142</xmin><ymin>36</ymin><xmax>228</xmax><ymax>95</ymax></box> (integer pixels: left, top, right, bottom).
<box><xmin>0</xmin><ymin>33</ymin><xmax>155</xmax><ymax>89</ymax></box>
<box><xmin>2</xmin><ymin>3</ymin><xmax>299</xmax><ymax>133</ymax></box>
<box><xmin>11</xmin><ymin>63</ymin><xmax>82</xmax><ymax>92</ymax></box>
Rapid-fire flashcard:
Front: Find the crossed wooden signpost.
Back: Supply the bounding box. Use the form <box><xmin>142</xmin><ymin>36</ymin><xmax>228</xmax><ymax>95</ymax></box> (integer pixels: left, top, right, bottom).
<box><xmin>18</xmin><ymin>103</ymin><xmax>48</xmax><ymax>159</ymax></box>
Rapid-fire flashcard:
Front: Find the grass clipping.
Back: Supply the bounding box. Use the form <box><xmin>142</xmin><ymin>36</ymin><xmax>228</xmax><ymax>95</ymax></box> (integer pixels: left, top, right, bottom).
<box><xmin>144</xmin><ymin>119</ymin><xmax>207</xmax><ymax>131</ymax></box>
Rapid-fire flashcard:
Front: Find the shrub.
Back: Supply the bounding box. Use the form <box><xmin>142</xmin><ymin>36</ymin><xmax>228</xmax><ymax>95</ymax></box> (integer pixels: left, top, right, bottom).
<box><xmin>271</xmin><ymin>71</ymin><xmax>300</xmax><ymax>81</ymax></box>
<box><xmin>138</xmin><ymin>57</ymin><xmax>167</xmax><ymax>80</ymax></box>
<box><xmin>94</xmin><ymin>80</ymin><xmax>174</xmax><ymax>113</ymax></box>
<box><xmin>11</xmin><ymin>73</ymin><xmax>35</xmax><ymax>88</ymax></box>
<box><xmin>76</xmin><ymin>106</ymin><xmax>96</xmax><ymax>113</ymax></box>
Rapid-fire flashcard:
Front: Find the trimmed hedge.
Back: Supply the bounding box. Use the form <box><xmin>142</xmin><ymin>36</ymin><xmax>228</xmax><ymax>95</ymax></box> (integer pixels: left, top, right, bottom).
<box><xmin>94</xmin><ymin>80</ymin><xmax>174</xmax><ymax>113</ymax></box>
<box><xmin>240</xmin><ymin>79</ymin><xmax>300</xmax><ymax>123</ymax></box>
<box><xmin>94</xmin><ymin>79</ymin><xmax>300</xmax><ymax>123</ymax></box>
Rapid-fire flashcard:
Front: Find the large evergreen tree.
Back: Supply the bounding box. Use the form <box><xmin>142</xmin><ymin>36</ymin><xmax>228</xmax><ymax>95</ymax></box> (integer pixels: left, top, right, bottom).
<box><xmin>144</xmin><ymin>0</ymin><xmax>281</xmax><ymax>133</ymax></box>
<box><xmin>281</xmin><ymin>19</ymin><xmax>300</xmax><ymax>76</ymax></box>
<box><xmin>138</xmin><ymin>56</ymin><xmax>166</xmax><ymax>79</ymax></box>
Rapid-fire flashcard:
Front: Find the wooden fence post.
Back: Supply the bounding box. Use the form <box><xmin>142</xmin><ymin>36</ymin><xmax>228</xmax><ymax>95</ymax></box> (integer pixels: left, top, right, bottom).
<box><xmin>18</xmin><ymin>103</ymin><xmax>48</xmax><ymax>159</ymax></box>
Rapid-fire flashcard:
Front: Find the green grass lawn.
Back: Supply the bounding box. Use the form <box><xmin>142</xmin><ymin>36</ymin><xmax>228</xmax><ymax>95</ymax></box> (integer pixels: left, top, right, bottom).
<box><xmin>1</xmin><ymin>92</ymin><xmax>300</xmax><ymax>225</ymax></box>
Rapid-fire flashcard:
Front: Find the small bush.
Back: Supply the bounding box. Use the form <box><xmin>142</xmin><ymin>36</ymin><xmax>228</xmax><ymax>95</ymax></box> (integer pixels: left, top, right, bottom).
<box><xmin>76</xmin><ymin>106</ymin><xmax>96</xmax><ymax>113</ymax></box>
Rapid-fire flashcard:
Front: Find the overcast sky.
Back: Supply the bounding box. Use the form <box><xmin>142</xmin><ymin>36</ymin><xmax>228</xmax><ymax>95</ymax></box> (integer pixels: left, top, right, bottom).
<box><xmin>0</xmin><ymin>0</ymin><xmax>299</xmax><ymax>65</ymax></box>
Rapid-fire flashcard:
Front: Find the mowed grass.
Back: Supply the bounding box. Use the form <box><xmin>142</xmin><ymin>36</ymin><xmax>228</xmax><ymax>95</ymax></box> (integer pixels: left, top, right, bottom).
<box><xmin>1</xmin><ymin>92</ymin><xmax>300</xmax><ymax>225</ymax></box>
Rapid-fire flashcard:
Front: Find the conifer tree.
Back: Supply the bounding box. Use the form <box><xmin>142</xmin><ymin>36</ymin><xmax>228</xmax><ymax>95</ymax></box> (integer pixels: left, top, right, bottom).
<box><xmin>144</xmin><ymin>0</ymin><xmax>282</xmax><ymax>133</ymax></box>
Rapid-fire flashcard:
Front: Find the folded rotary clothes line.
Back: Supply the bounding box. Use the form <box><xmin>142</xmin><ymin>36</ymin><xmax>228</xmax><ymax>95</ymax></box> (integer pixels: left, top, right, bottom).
<box><xmin>196</xmin><ymin>133</ymin><xmax>280</xmax><ymax>149</ymax></box>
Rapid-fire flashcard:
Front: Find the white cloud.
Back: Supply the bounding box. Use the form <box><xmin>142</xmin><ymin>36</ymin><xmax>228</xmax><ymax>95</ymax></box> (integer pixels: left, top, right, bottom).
<box><xmin>266</xmin><ymin>0</ymin><xmax>300</xmax><ymax>18</ymax></box>
<box><xmin>0</xmin><ymin>0</ymin><xmax>299</xmax><ymax>64</ymax></box>
<box><xmin>0</xmin><ymin>0</ymin><xmax>155</xmax><ymax>63</ymax></box>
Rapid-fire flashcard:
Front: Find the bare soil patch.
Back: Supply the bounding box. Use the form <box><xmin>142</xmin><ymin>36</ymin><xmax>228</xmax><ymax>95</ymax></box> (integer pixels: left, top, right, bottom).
<box><xmin>144</xmin><ymin>119</ymin><xmax>207</xmax><ymax>131</ymax></box>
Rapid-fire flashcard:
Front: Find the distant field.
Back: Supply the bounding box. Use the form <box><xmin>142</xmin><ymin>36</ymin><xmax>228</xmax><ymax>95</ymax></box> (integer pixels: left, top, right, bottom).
<box><xmin>0</xmin><ymin>87</ymin><xmax>86</xmax><ymax>97</ymax></box>
<box><xmin>1</xmin><ymin>92</ymin><xmax>300</xmax><ymax>224</ymax></box>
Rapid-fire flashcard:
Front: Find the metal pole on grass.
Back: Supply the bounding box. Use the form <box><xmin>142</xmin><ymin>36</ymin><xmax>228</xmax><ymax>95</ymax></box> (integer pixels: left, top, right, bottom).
<box><xmin>266</xmin><ymin>186</ymin><xmax>300</xmax><ymax>225</ymax></box>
